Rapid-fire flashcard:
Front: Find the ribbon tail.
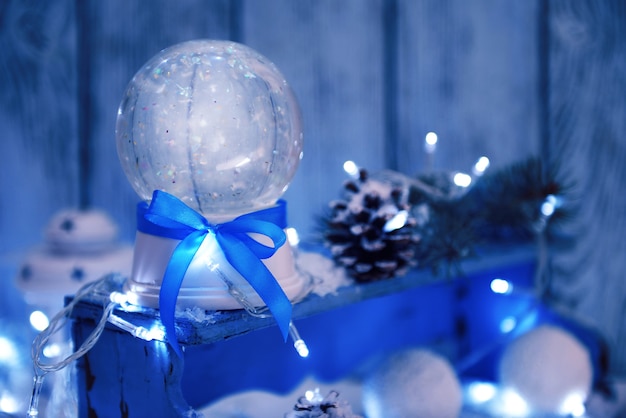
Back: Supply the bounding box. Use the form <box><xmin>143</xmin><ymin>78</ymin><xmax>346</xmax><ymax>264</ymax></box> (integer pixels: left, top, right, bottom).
<box><xmin>159</xmin><ymin>230</ymin><xmax>208</xmax><ymax>357</ymax></box>
<box><xmin>217</xmin><ymin>233</ymin><xmax>293</xmax><ymax>341</ymax></box>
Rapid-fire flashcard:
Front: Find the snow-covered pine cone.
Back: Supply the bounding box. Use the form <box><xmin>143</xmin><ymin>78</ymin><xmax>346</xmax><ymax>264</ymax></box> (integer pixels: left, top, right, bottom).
<box><xmin>323</xmin><ymin>169</ymin><xmax>420</xmax><ymax>283</ymax></box>
<box><xmin>285</xmin><ymin>390</ymin><xmax>363</xmax><ymax>418</ymax></box>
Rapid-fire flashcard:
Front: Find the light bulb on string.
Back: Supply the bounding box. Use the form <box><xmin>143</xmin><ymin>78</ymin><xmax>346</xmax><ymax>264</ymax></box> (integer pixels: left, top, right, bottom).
<box><xmin>204</xmin><ymin>258</ymin><xmax>309</xmax><ymax>359</ymax></box>
<box><xmin>472</xmin><ymin>156</ymin><xmax>490</xmax><ymax>177</ymax></box>
<box><xmin>0</xmin><ymin>392</ymin><xmax>20</xmax><ymax>415</ymax></box>
<box><xmin>383</xmin><ymin>210</ymin><xmax>409</xmax><ymax>233</ymax></box>
<box><xmin>304</xmin><ymin>388</ymin><xmax>325</xmax><ymax>403</ymax></box>
<box><xmin>289</xmin><ymin>321</ymin><xmax>309</xmax><ymax>358</ymax></box>
<box><xmin>107</xmin><ymin>313</ymin><xmax>166</xmax><ymax>342</ymax></box>
<box><xmin>453</xmin><ymin>172</ymin><xmax>472</xmax><ymax>188</ymax></box>
<box><xmin>29</xmin><ymin>310</ymin><xmax>49</xmax><ymax>332</ymax></box>
<box><xmin>424</xmin><ymin>131</ymin><xmax>438</xmax><ymax>172</ymax></box>
<box><xmin>343</xmin><ymin>160</ymin><xmax>360</xmax><ymax>179</ymax></box>
<box><xmin>466</xmin><ymin>381</ymin><xmax>498</xmax><ymax>404</ymax></box>
<box><xmin>424</xmin><ymin>131</ymin><xmax>438</xmax><ymax>152</ymax></box>
<box><xmin>285</xmin><ymin>227</ymin><xmax>300</xmax><ymax>246</ymax></box>
<box><xmin>0</xmin><ymin>336</ymin><xmax>18</xmax><ymax>363</ymax></box>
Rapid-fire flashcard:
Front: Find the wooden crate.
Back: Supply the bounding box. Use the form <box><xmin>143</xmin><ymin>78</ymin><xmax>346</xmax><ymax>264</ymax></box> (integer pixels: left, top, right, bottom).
<box><xmin>70</xmin><ymin>245</ymin><xmax>536</xmax><ymax>417</ymax></box>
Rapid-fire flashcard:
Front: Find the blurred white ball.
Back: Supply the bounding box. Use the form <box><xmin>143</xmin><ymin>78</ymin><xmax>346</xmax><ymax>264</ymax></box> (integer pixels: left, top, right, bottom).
<box><xmin>498</xmin><ymin>324</ymin><xmax>593</xmax><ymax>415</ymax></box>
<box><xmin>363</xmin><ymin>348</ymin><xmax>462</xmax><ymax>418</ymax></box>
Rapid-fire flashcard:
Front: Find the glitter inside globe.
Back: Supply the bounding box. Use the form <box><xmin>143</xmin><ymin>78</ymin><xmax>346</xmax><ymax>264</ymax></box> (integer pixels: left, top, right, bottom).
<box><xmin>116</xmin><ymin>40</ymin><xmax>303</xmax><ymax>219</ymax></box>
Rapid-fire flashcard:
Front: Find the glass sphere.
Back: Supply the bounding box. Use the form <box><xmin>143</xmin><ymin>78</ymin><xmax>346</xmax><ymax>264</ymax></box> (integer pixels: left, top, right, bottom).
<box><xmin>116</xmin><ymin>40</ymin><xmax>303</xmax><ymax>219</ymax></box>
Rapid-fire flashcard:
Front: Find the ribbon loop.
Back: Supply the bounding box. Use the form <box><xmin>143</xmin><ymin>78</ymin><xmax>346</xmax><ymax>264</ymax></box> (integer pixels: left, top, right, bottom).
<box><xmin>137</xmin><ymin>190</ymin><xmax>292</xmax><ymax>356</ymax></box>
<box><xmin>217</xmin><ymin>219</ymin><xmax>286</xmax><ymax>259</ymax></box>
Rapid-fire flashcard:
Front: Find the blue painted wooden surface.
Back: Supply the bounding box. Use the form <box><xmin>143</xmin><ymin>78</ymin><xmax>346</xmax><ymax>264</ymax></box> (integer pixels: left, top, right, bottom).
<box><xmin>2</xmin><ymin>0</ymin><xmax>626</xmax><ymax>379</ymax></box>
<box><xmin>70</xmin><ymin>246</ymin><xmax>536</xmax><ymax>416</ymax></box>
<box><xmin>547</xmin><ymin>0</ymin><xmax>626</xmax><ymax>373</ymax></box>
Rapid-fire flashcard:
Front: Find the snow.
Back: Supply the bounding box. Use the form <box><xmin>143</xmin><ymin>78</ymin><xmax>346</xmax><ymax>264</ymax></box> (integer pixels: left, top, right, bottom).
<box><xmin>295</xmin><ymin>251</ymin><xmax>352</xmax><ymax>298</ymax></box>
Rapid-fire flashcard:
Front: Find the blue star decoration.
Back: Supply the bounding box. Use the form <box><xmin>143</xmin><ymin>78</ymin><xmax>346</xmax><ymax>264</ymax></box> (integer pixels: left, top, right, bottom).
<box><xmin>71</xmin><ymin>267</ymin><xmax>85</xmax><ymax>282</ymax></box>
<box><xmin>60</xmin><ymin>218</ymin><xmax>75</xmax><ymax>233</ymax></box>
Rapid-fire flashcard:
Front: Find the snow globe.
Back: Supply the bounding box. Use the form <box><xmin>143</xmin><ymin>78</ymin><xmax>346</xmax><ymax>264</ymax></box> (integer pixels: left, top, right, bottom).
<box><xmin>115</xmin><ymin>40</ymin><xmax>306</xmax><ymax>352</ymax></box>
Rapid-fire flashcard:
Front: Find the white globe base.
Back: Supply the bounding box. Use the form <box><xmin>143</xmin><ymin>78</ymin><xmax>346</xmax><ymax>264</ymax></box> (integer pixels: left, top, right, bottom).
<box><xmin>124</xmin><ymin>230</ymin><xmax>306</xmax><ymax>311</ymax></box>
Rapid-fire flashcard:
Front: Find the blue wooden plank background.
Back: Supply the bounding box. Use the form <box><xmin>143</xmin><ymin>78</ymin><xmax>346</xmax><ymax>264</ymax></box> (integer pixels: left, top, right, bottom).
<box><xmin>1</xmin><ymin>0</ymin><xmax>625</xmax><ymax>375</ymax></box>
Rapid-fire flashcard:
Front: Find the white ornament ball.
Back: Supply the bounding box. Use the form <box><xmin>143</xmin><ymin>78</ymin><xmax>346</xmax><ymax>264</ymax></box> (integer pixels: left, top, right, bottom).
<box><xmin>362</xmin><ymin>349</ymin><xmax>462</xmax><ymax>418</ymax></box>
<box><xmin>498</xmin><ymin>324</ymin><xmax>593</xmax><ymax>415</ymax></box>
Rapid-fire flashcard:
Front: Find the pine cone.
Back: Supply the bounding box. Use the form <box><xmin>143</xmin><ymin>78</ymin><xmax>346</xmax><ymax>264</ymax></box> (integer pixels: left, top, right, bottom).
<box><xmin>285</xmin><ymin>390</ymin><xmax>362</xmax><ymax>418</ymax></box>
<box><xmin>323</xmin><ymin>169</ymin><xmax>420</xmax><ymax>283</ymax></box>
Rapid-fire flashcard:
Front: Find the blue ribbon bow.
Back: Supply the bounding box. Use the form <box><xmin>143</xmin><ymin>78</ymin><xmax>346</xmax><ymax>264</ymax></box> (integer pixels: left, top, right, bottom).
<box><xmin>136</xmin><ymin>190</ymin><xmax>292</xmax><ymax>356</ymax></box>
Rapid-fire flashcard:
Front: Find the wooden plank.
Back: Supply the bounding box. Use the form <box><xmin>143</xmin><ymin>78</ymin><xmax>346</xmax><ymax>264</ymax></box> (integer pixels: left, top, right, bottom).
<box><xmin>240</xmin><ymin>0</ymin><xmax>388</xmax><ymax>240</ymax></box>
<box><xmin>80</xmin><ymin>0</ymin><xmax>236</xmax><ymax>244</ymax></box>
<box><xmin>547</xmin><ymin>0</ymin><xmax>626</xmax><ymax>374</ymax></box>
<box><xmin>396</xmin><ymin>0</ymin><xmax>542</xmax><ymax>175</ymax></box>
<box><xmin>0</xmin><ymin>1</ymin><xmax>79</xmax><ymax>253</ymax></box>
<box><xmin>72</xmin><ymin>321</ymin><xmax>190</xmax><ymax>418</ymax></box>
<box><xmin>71</xmin><ymin>243</ymin><xmax>535</xmax><ymax>346</ymax></box>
